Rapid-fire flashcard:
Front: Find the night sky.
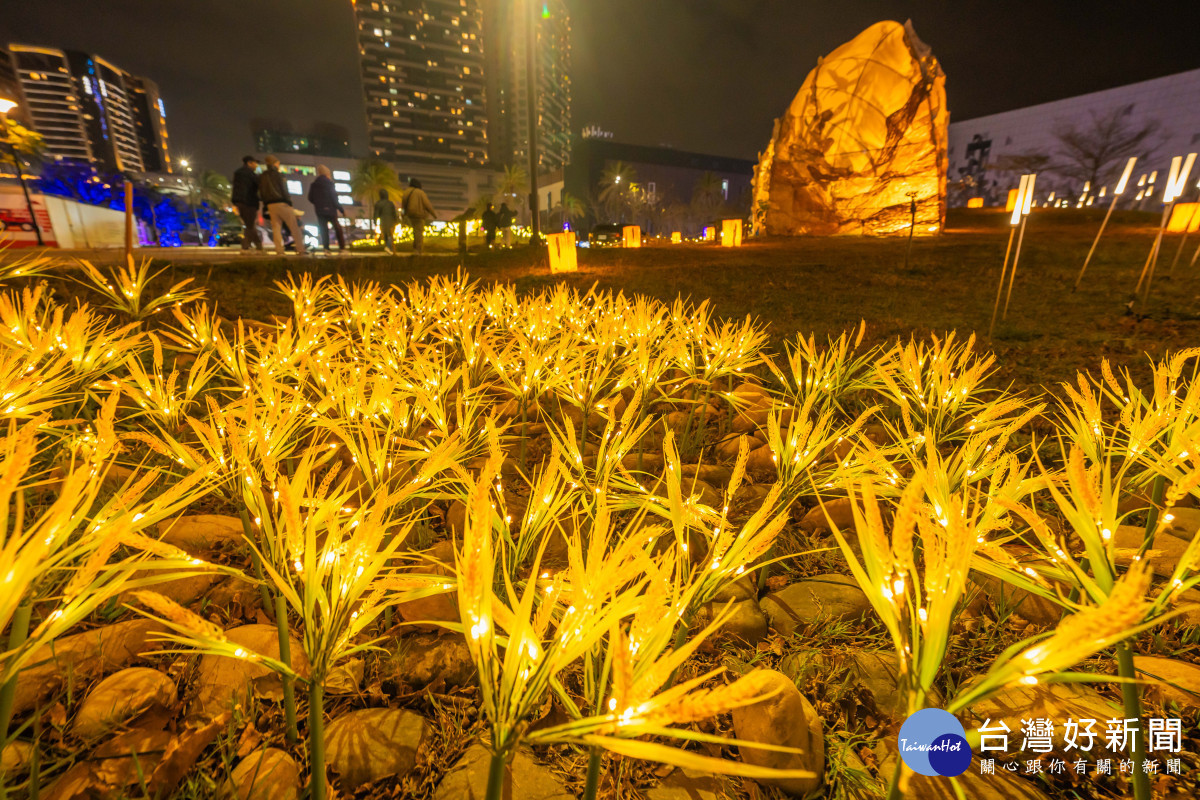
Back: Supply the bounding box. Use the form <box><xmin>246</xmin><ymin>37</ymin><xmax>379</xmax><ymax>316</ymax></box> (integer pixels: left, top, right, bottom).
<box><xmin>5</xmin><ymin>1</ymin><xmax>1198</xmax><ymax>172</ymax></box>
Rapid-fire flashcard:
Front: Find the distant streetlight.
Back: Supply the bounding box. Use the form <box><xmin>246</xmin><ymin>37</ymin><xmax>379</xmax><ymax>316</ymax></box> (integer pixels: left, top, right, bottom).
<box><xmin>178</xmin><ymin>157</ymin><xmax>202</xmax><ymax>245</ymax></box>
<box><xmin>0</xmin><ymin>95</ymin><xmax>45</xmax><ymax>246</ymax></box>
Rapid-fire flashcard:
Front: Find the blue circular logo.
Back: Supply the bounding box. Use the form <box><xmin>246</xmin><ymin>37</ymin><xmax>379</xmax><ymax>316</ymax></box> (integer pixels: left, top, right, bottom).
<box><xmin>897</xmin><ymin>709</ymin><xmax>971</xmax><ymax>777</ymax></box>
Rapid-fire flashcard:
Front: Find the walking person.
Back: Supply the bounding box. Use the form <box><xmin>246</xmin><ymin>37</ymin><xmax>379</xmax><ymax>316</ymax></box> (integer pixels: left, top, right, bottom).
<box><xmin>374</xmin><ymin>189</ymin><xmax>398</xmax><ymax>254</ymax></box>
<box><xmin>497</xmin><ymin>202</ymin><xmax>515</xmax><ymax>248</ymax></box>
<box><xmin>231</xmin><ymin>155</ymin><xmax>263</xmax><ymax>253</ymax></box>
<box><xmin>308</xmin><ymin>164</ymin><xmax>345</xmax><ymax>255</ymax></box>
<box><xmin>481</xmin><ymin>202</ymin><xmax>498</xmax><ymax>249</ymax></box>
<box><xmin>258</xmin><ymin>156</ymin><xmax>308</xmax><ymax>255</ymax></box>
<box><xmin>402</xmin><ymin>178</ymin><xmax>437</xmax><ymax>255</ymax></box>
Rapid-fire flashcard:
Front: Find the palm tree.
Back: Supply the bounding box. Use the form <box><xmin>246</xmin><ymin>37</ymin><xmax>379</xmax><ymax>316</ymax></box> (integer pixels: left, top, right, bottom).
<box><xmin>0</xmin><ymin>121</ymin><xmax>44</xmax><ymax>172</ymax></box>
<box><xmin>187</xmin><ymin>170</ymin><xmax>231</xmax><ymax>244</ymax></box>
<box><xmin>549</xmin><ymin>192</ymin><xmax>587</xmax><ymax>231</ymax></box>
<box><xmin>690</xmin><ymin>171</ymin><xmax>725</xmax><ymax>226</ymax></box>
<box><xmin>194</xmin><ymin>169</ymin><xmax>231</xmax><ymax>208</ymax></box>
<box><xmin>598</xmin><ymin>161</ymin><xmax>637</xmax><ymax>223</ymax></box>
<box><xmin>350</xmin><ymin>158</ymin><xmax>400</xmax><ymax>219</ymax></box>
<box><xmin>498</xmin><ymin>164</ymin><xmax>528</xmax><ymax>221</ymax></box>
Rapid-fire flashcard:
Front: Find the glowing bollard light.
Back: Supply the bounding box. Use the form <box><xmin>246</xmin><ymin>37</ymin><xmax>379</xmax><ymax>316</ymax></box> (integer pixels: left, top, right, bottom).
<box><xmin>703</xmin><ymin>226</ymin><xmax>716</xmax><ymax>242</ymax></box>
<box><xmin>622</xmin><ymin>225</ymin><xmax>641</xmax><ymax>248</ymax></box>
<box><xmin>966</xmin><ymin>197</ymin><xmax>984</xmax><ymax>209</ymax></box>
<box><xmin>990</xmin><ymin>173</ymin><xmax>1035</xmax><ymax>337</ymax></box>
<box><xmin>1137</xmin><ymin>152</ymin><xmax>1195</xmax><ymax>302</ymax></box>
<box><xmin>670</xmin><ymin>232</ymin><xmax>682</xmax><ymax>243</ymax></box>
<box><xmin>1074</xmin><ymin>157</ymin><xmax>1136</xmax><ymax>291</ymax></box>
<box><xmin>720</xmin><ymin>219</ymin><xmax>743</xmax><ymax>247</ymax></box>
<box><xmin>547</xmin><ymin>231</ymin><xmax>577</xmax><ymax>273</ymax></box>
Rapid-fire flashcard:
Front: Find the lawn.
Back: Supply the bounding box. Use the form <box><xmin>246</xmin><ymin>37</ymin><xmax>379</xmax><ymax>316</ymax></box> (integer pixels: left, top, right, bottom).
<box><xmin>69</xmin><ymin>207</ymin><xmax>1200</xmax><ymax>392</ymax></box>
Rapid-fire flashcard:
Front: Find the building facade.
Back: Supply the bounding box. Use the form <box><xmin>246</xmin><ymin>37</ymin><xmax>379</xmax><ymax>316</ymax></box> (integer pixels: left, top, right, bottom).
<box><xmin>948</xmin><ymin>68</ymin><xmax>1200</xmax><ymax>207</ymax></box>
<box><xmin>483</xmin><ymin>0</ymin><xmax>571</xmax><ymax>172</ymax></box>
<box><xmin>67</xmin><ymin>52</ymin><xmax>145</xmax><ymax>173</ymax></box>
<box><xmin>564</xmin><ymin>138</ymin><xmax>755</xmax><ymax>234</ymax></box>
<box><xmin>4</xmin><ymin>44</ymin><xmax>171</xmax><ymax>174</ymax></box>
<box><xmin>352</xmin><ymin>0</ymin><xmax>490</xmax><ymax>167</ymax></box>
<box><xmin>253</xmin><ymin>120</ymin><xmax>351</xmax><ymax>158</ymax></box>
<box><xmin>126</xmin><ymin>76</ymin><xmax>172</xmax><ymax>173</ymax></box>
<box><xmin>6</xmin><ymin>45</ymin><xmax>92</xmax><ymax>163</ymax></box>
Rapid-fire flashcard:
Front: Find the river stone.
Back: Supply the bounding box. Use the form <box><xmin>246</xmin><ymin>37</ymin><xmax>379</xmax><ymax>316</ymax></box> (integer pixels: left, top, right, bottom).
<box><xmin>746</xmin><ymin>445</ymin><xmax>777</xmax><ymax>476</ymax></box>
<box><xmin>968</xmin><ymin>573</ymin><xmax>1063</xmax><ymax>627</ymax></box>
<box><xmin>396</xmin><ymin>540</ymin><xmax>458</xmax><ymax>625</ymax></box>
<box><xmin>799</xmin><ymin>498</ymin><xmax>855</xmax><ymax>533</ymax></box>
<box><xmin>230</xmin><ymin>748</ymin><xmax>302</xmax><ymax>800</ymax></box>
<box><xmin>433</xmin><ymin>743</ymin><xmax>573</xmax><ymax>800</ymax></box>
<box><xmin>646</xmin><ymin>768</ymin><xmax>724</xmax><ymax>800</ymax></box>
<box><xmin>699</xmin><ymin>599</ymin><xmax>769</xmax><ymax>646</ymax></box>
<box><xmin>325</xmin><ymin>708</ymin><xmax>428</xmax><ymax>789</ymax></box>
<box><xmin>72</xmin><ymin>667</ymin><xmax>177</xmax><ymax>740</ymax></box>
<box><xmin>715</xmin><ymin>434</ymin><xmax>764</xmax><ymax>460</ymax></box>
<box><xmin>713</xmin><ymin>575</ymin><xmax>757</xmax><ymax>603</ymax></box>
<box><xmin>1</xmin><ymin>741</ymin><xmax>33</xmax><ymax>774</ymax></box>
<box><xmin>1114</xmin><ymin>525</ymin><xmax>1191</xmax><ymax>577</ymax></box>
<box><xmin>14</xmin><ymin>619</ymin><xmax>165</xmax><ymax>716</ymax></box>
<box><xmin>1165</xmin><ymin>507</ymin><xmax>1200</xmax><ymax>539</ymax></box>
<box><xmin>1135</xmin><ymin>656</ymin><xmax>1200</xmax><ymax>709</ymax></box>
<box><xmin>193</xmin><ymin>624</ymin><xmax>310</xmax><ymax>717</ymax></box>
<box><xmin>731</xmin><ymin>669</ymin><xmax>823</xmax><ymax>796</ymax></box>
<box><xmin>157</xmin><ymin>514</ymin><xmax>245</xmax><ymax>554</ymax></box>
<box><xmin>762</xmin><ymin>574</ymin><xmax>870</xmax><ymax>636</ymax></box>
<box><xmin>396</xmin><ymin>632</ymin><xmax>476</xmax><ymax>689</ymax></box>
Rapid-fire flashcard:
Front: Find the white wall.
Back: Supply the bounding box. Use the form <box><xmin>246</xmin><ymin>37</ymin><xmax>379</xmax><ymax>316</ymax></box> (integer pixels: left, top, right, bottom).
<box><xmin>948</xmin><ymin>68</ymin><xmax>1200</xmax><ymax>206</ymax></box>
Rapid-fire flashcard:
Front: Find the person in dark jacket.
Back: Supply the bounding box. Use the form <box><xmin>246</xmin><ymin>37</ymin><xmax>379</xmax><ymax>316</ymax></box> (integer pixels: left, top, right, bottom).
<box><xmin>307</xmin><ymin>165</ymin><xmax>345</xmax><ymax>255</ymax></box>
<box><xmin>497</xmin><ymin>203</ymin><xmax>515</xmax><ymax>248</ymax></box>
<box><xmin>230</xmin><ymin>156</ymin><xmax>263</xmax><ymax>252</ymax></box>
<box><xmin>374</xmin><ymin>189</ymin><xmax>398</xmax><ymax>254</ymax></box>
<box><xmin>481</xmin><ymin>202</ymin><xmax>498</xmax><ymax>249</ymax></box>
<box><xmin>401</xmin><ymin>178</ymin><xmax>437</xmax><ymax>255</ymax></box>
<box><xmin>258</xmin><ymin>155</ymin><xmax>308</xmax><ymax>255</ymax></box>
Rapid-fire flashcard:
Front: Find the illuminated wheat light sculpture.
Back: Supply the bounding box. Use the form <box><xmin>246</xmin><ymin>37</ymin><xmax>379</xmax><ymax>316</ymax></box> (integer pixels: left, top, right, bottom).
<box><xmin>1168</xmin><ymin>192</ymin><xmax>1200</xmax><ymax>273</ymax></box>
<box><xmin>989</xmin><ymin>173</ymin><xmax>1034</xmax><ymax>337</ymax></box>
<box><xmin>1074</xmin><ymin>156</ymin><xmax>1136</xmax><ymax>290</ymax></box>
<box><xmin>1135</xmin><ymin>152</ymin><xmax>1195</xmax><ymax>303</ymax></box>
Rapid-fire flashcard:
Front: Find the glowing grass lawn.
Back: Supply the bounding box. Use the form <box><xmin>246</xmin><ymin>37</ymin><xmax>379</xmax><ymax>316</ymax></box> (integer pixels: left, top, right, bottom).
<box><xmin>1</xmin><ymin>247</ymin><xmax>1199</xmax><ymax>800</ymax></box>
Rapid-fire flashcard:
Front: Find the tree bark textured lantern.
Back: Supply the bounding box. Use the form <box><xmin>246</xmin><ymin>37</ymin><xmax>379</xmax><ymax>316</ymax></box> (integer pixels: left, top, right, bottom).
<box><xmin>751</xmin><ymin>20</ymin><xmax>948</xmax><ymax>237</ymax></box>
<box><xmin>721</xmin><ymin>219</ymin><xmax>743</xmax><ymax>247</ymax></box>
<box><xmin>622</xmin><ymin>225</ymin><xmax>641</xmax><ymax>248</ymax></box>
<box><xmin>547</xmin><ymin>231</ymin><xmax>577</xmax><ymax>273</ymax></box>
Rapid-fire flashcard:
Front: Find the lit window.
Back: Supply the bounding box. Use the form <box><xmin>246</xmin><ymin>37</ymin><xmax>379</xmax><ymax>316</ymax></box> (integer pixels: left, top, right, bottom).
<box><xmin>286</xmin><ymin>180</ymin><xmax>303</xmax><ymax>195</ymax></box>
<box><xmin>333</xmin><ymin>171</ymin><xmax>351</xmax><ymax>180</ymax></box>
<box><xmin>335</xmin><ymin>183</ymin><xmax>352</xmax><ymax>193</ymax></box>
<box><xmin>337</xmin><ymin>195</ymin><xmax>354</xmax><ymax>205</ymax></box>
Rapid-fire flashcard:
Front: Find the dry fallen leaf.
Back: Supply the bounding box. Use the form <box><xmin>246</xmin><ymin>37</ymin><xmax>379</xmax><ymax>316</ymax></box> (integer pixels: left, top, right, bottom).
<box><xmin>147</xmin><ymin>711</ymin><xmax>231</xmax><ymax>796</ymax></box>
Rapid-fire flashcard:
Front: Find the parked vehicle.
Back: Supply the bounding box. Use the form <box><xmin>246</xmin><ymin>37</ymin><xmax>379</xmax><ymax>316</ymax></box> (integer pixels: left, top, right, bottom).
<box><xmin>589</xmin><ymin>223</ymin><xmax>625</xmax><ymax>247</ymax></box>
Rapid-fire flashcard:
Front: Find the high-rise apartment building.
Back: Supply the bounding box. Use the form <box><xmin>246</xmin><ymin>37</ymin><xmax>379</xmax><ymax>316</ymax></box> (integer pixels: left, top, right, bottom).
<box><xmin>352</xmin><ymin>0</ymin><xmax>490</xmax><ymax>167</ymax></box>
<box><xmin>126</xmin><ymin>75</ymin><xmax>172</xmax><ymax>173</ymax></box>
<box><xmin>483</xmin><ymin>0</ymin><xmax>571</xmax><ymax>172</ymax></box>
<box><xmin>350</xmin><ymin>0</ymin><xmax>571</xmax><ymax>173</ymax></box>
<box><xmin>6</xmin><ymin>45</ymin><xmax>92</xmax><ymax>163</ymax></box>
<box><xmin>5</xmin><ymin>44</ymin><xmax>171</xmax><ymax>174</ymax></box>
<box><xmin>67</xmin><ymin>52</ymin><xmax>145</xmax><ymax>173</ymax></box>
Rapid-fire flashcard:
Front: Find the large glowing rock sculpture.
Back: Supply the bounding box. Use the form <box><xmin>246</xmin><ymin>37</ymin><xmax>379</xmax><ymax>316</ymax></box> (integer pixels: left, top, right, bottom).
<box><xmin>751</xmin><ymin>20</ymin><xmax>948</xmax><ymax>236</ymax></box>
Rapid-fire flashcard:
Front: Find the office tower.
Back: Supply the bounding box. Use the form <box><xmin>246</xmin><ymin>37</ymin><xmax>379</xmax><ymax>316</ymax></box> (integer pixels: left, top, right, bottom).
<box><xmin>352</xmin><ymin>0</ymin><xmax>490</xmax><ymax>166</ymax></box>
<box><xmin>483</xmin><ymin>0</ymin><xmax>571</xmax><ymax>172</ymax></box>
<box><xmin>7</xmin><ymin>45</ymin><xmax>92</xmax><ymax>162</ymax></box>
<box><xmin>66</xmin><ymin>52</ymin><xmax>145</xmax><ymax>172</ymax></box>
<box><xmin>125</xmin><ymin>75</ymin><xmax>173</xmax><ymax>173</ymax></box>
